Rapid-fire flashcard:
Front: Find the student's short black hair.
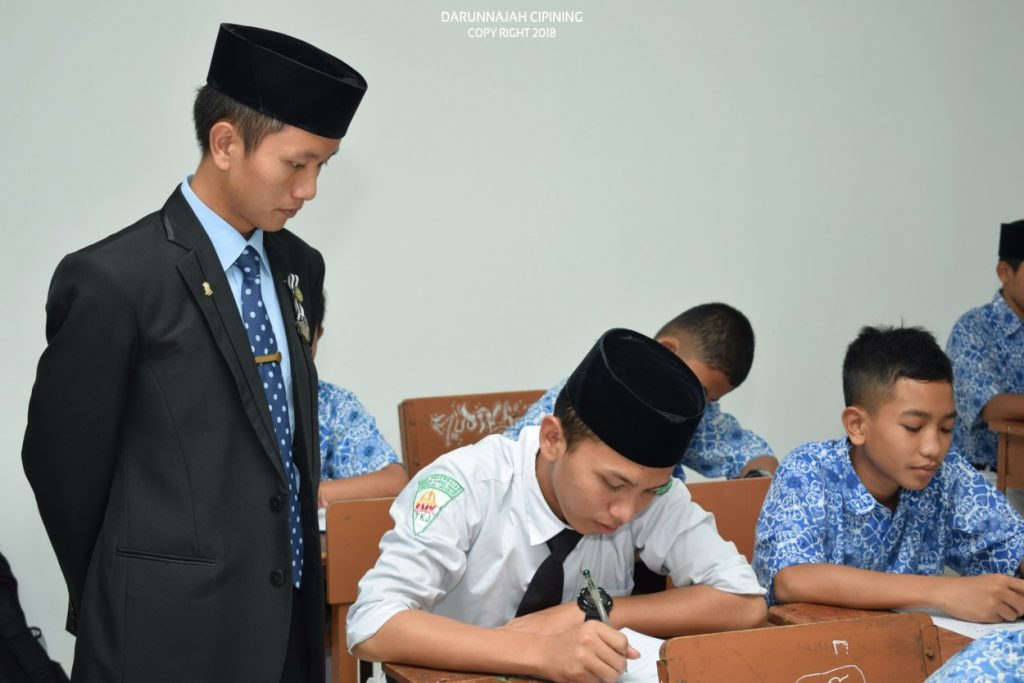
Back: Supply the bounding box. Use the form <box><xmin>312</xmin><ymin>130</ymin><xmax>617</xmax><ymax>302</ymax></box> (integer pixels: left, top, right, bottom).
<box><xmin>193</xmin><ymin>85</ymin><xmax>286</xmax><ymax>155</ymax></box>
<box><xmin>553</xmin><ymin>388</ymin><xmax>599</xmax><ymax>454</ymax></box>
<box><xmin>655</xmin><ymin>303</ymin><xmax>755</xmax><ymax>387</ymax></box>
<box><xmin>1000</xmin><ymin>257</ymin><xmax>1023</xmax><ymax>273</ymax></box>
<box><xmin>842</xmin><ymin>325</ymin><xmax>953</xmax><ymax>411</ymax></box>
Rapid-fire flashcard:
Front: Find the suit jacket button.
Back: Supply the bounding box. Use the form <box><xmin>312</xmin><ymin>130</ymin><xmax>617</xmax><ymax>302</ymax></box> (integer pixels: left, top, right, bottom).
<box><xmin>269</xmin><ymin>495</ymin><xmax>284</xmax><ymax>512</ymax></box>
<box><xmin>270</xmin><ymin>569</ymin><xmax>286</xmax><ymax>587</ymax></box>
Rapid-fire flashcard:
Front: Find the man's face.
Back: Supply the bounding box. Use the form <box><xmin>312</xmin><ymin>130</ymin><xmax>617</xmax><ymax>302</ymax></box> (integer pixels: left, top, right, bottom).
<box><xmin>998</xmin><ymin>260</ymin><xmax>1024</xmax><ymax>321</ymax></box>
<box><xmin>537</xmin><ymin>417</ymin><xmax>675</xmax><ymax>535</ymax></box>
<box><xmin>679</xmin><ymin>355</ymin><xmax>734</xmax><ymax>402</ymax></box>
<box><xmin>223</xmin><ymin>125</ymin><xmax>340</xmax><ymax>235</ymax></box>
<box><xmin>848</xmin><ymin>378</ymin><xmax>956</xmax><ymax>500</ymax></box>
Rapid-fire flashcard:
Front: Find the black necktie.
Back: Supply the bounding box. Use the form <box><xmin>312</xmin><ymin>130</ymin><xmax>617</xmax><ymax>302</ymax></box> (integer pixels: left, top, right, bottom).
<box><xmin>516</xmin><ymin>528</ymin><xmax>583</xmax><ymax>617</ymax></box>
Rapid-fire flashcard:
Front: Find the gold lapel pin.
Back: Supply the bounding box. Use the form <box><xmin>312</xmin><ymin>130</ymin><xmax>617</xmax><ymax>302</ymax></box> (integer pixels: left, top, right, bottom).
<box><xmin>202</xmin><ymin>282</ymin><xmax>213</xmax><ymax>297</ymax></box>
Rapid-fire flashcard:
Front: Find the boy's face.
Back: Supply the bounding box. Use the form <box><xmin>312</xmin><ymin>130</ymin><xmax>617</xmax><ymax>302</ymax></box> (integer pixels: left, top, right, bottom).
<box><xmin>998</xmin><ymin>260</ymin><xmax>1024</xmax><ymax>321</ymax></box>
<box><xmin>536</xmin><ymin>417</ymin><xmax>674</xmax><ymax>535</ymax></box>
<box><xmin>223</xmin><ymin>124</ymin><xmax>340</xmax><ymax>236</ymax></box>
<box><xmin>846</xmin><ymin>378</ymin><xmax>956</xmax><ymax>500</ymax></box>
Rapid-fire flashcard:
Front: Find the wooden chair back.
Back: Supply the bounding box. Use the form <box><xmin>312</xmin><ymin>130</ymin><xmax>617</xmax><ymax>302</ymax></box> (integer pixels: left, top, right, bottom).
<box><xmin>988</xmin><ymin>419</ymin><xmax>1024</xmax><ymax>493</ymax></box>
<box><xmin>325</xmin><ymin>497</ymin><xmax>396</xmax><ymax>683</ymax></box>
<box><xmin>658</xmin><ymin>613</ymin><xmax>942</xmax><ymax>682</ymax></box>
<box><xmin>687</xmin><ymin>476</ymin><xmax>772</xmax><ymax>562</ymax></box>
<box><xmin>398</xmin><ymin>390</ymin><xmax>544</xmax><ymax>478</ymax></box>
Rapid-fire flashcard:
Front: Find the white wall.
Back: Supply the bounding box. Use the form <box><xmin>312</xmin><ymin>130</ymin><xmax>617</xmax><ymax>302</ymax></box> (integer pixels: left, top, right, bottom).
<box><xmin>3</xmin><ymin>0</ymin><xmax>1022</xmax><ymax>670</ymax></box>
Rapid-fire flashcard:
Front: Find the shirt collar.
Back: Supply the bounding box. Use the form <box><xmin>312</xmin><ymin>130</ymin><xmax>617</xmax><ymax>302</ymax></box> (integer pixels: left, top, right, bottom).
<box><xmin>180</xmin><ymin>176</ymin><xmax>268</xmax><ymax>273</ymax></box>
<box><xmin>986</xmin><ymin>289</ymin><xmax>1023</xmax><ymax>339</ymax></box>
<box><xmin>519</xmin><ymin>426</ymin><xmax>574</xmax><ymax>546</ymax></box>
<box><xmin>835</xmin><ymin>438</ymin><xmax>881</xmax><ymax>516</ymax></box>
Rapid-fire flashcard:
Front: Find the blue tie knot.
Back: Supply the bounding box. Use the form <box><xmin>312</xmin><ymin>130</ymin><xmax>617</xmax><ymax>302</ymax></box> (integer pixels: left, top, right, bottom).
<box><xmin>234</xmin><ymin>246</ymin><xmax>261</xmax><ymax>282</ymax></box>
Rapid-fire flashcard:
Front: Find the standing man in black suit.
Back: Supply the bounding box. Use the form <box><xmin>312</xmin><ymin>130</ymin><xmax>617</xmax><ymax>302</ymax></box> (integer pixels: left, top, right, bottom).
<box><xmin>22</xmin><ymin>24</ymin><xmax>367</xmax><ymax>682</ymax></box>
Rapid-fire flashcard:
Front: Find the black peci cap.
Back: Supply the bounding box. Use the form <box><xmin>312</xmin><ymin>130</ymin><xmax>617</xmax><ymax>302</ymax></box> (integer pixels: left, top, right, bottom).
<box><xmin>206</xmin><ymin>23</ymin><xmax>367</xmax><ymax>139</ymax></box>
<box><xmin>565</xmin><ymin>328</ymin><xmax>706</xmax><ymax>468</ymax></box>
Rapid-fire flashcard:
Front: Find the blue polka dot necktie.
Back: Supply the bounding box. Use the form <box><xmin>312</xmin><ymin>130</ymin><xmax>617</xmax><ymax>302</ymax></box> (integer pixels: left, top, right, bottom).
<box><xmin>234</xmin><ymin>246</ymin><xmax>303</xmax><ymax>588</ymax></box>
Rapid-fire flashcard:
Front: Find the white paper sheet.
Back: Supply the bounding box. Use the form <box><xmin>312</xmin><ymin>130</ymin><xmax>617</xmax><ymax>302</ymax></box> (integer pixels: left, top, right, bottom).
<box><xmin>619</xmin><ymin>627</ymin><xmax>664</xmax><ymax>683</ymax></box>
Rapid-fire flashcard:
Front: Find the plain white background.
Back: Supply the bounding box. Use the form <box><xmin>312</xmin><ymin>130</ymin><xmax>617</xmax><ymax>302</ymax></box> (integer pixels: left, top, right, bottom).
<box><xmin>3</xmin><ymin>0</ymin><xmax>1023</xmax><ymax>671</ymax></box>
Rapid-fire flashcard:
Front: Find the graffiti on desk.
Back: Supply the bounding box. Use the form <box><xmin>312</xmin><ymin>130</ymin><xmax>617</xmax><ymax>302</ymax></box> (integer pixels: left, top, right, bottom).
<box><xmin>795</xmin><ymin>664</ymin><xmax>866</xmax><ymax>683</ymax></box>
<box><xmin>430</xmin><ymin>400</ymin><xmax>530</xmax><ymax>447</ymax></box>
<box><xmin>832</xmin><ymin>640</ymin><xmax>849</xmax><ymax>656</ymax></box>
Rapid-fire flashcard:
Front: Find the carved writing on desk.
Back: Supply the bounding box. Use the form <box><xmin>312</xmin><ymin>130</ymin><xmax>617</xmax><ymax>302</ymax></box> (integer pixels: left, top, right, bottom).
<box><xmin>795</xmin><ymin>664</ymin><xmax>866</xmax><ymax>683</ymax></box>
<box><xmin>429</xmin><ymin>400</ymin><xmax>530</xmax><ymax>448</ymax></box>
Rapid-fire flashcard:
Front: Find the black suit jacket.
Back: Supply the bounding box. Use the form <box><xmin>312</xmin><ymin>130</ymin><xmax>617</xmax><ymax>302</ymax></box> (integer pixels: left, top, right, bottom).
<box><xmin>23</xmin><ymin>189</ymin><xmax>326</xmax><ymax>682</ymax></box>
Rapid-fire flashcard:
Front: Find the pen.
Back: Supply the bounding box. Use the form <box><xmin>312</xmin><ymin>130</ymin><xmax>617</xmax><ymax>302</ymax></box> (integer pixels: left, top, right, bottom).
<box><xmin>582</xmin><ymin>569</ymin><xmax>610</xmax><ymax>624</ymax></box>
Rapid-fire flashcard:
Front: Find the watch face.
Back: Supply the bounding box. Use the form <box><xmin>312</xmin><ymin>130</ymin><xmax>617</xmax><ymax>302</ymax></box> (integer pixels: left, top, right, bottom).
<box><xmin>577</xmin><ymin>586</ymin><xmax>613</xmax><ymax>620</ymax></box>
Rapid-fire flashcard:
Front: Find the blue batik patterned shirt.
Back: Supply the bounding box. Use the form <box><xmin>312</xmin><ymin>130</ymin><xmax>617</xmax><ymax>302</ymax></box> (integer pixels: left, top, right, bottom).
<box><xmin>319</xmin><ymin>381</ymin><xmax>401</xmax><ymax>481</ymax></box>
<box><xmin>753</xmin><ymin>438</ymin><xmax>1024</xmax><ymax>605</ymax></box>
<box><xmin>947</xmin><ymin>290</ymin><xmax>1024</xmax><ymax>469</ymax></box>
<box><xmin>504</xmin><ymin>378</ymin><xmax>772</xmax><ymax>481</ymax></box>
<box><xmin>925</xmin><ymin>629</ymin><xmax>1024</xmax><ymax>682</ymax></box>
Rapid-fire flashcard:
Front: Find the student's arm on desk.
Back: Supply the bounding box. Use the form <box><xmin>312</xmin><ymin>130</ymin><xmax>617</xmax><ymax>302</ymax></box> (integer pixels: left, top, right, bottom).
<box><xmin>351</xmin><ymin>609</ymin><xmax>638</xmax><ymax>683</ymax></box>
<box><xmin>504</xmin><ymin>585</ymin><xmax>765</xmax><ymax>638</ymax></box>
<box><xmin>318</xmin><ymin>464</ymin><xmax>408</xmax><ymax>508</ymax></box>
<box><xmin>774</xmin><ymin>564</ymin><xmax>1024</xmax><ymax>623</ymax></box>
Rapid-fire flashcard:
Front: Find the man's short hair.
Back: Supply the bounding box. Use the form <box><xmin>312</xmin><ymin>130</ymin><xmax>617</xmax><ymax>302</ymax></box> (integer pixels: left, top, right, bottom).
<box><xmin>655</xmin><ymin>303</ymin><xmax>755</xmax><ymax>387</ymax></box>
<box><xmin>553</xmin><ymin>388</ymin><xmax>599</xmax><ymax>454</ymax></box>
<box><xmin>1001</xmin><ymin>257</ymin><xmax>1023</xmax><ymax>273</ymax></box>
<box><xmin>842</xmin><ymin>325</ymin><xmax>953</xmax><ymax>411</ymax></box>
<box><xmin>193</xmin><ymin>85</ymin><xmax>286</xmax><ymax>155</ymax></box>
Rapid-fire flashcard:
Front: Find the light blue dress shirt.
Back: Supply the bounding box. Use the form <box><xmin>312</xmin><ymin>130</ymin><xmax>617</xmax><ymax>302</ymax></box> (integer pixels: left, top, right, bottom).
<box><xmin>180</xmin><ymin>176</ymin><xmax>295</xmax><ymax>440</ymax></box>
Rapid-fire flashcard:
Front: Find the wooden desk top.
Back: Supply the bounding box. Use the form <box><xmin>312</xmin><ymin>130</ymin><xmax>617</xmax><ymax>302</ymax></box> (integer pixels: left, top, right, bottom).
<box><xmin>382</xmin><ymin>662</ymin><xmax>523</xmax><ymax>683</ymax></box>
<box><xmin>768</xmin><ymin>603</ymin><xmax>973</xmax><ymax>665</ymax></box>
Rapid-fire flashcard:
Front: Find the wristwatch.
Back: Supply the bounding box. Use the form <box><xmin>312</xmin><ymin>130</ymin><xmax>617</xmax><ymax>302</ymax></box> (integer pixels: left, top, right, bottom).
<box><xmin>743</xmin><ymin>468</ymin><xmax>772</xmax><ymax>478</ymax></box>
<box><xmin>576</xmin><ymin>586</ymin><xmax>613</xmax><ymax>621</ymax></box>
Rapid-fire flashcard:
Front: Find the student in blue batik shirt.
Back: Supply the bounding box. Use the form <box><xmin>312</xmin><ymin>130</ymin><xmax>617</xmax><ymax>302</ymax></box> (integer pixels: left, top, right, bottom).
<box><xmin>310</xmin><ymin>296</ymin><xmax>407</xmax><ymax>508</ymax></box>
<box><xmin>506</xmin><ymin>303</ymin><xmax>777</xmax><ymax>481</ymax></box>
<box><xmin>925</xmin><ymin>629</ymin><xmax>1024</xmax><ymax>682</ymax></box>
<box><xmin>754</xmin><ymin>326</ymin><xmax>1024</xmax><ymax>623</ymax></box>
<box><xmin>947</xmin><ymin>219</ymin><xmax>1024</xmax><ymax>471</ymax></box>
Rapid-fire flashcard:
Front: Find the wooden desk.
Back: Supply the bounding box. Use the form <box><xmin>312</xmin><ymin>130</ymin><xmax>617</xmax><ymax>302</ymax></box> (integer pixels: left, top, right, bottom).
<box><xmin>987</xmin><ymin>419</ymin><xmax>1024</xmax><ymax>493</ymax></box>
<box><xmin>383</xmin><ymin>662</ymin><xmax>520</xmax><ymax>683</ymax></box>
<box><xmin>768</xmin><ymin>603</ymin><xmax>973</xmax><ymax>665</ymax></box>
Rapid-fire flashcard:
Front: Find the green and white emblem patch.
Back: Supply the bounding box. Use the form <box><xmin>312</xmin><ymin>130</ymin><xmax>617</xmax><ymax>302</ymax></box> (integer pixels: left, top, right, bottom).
<box><xmin>412</xmin><ymin>473</ymin><xmax>464</xmax><ymax>535</ymax></box>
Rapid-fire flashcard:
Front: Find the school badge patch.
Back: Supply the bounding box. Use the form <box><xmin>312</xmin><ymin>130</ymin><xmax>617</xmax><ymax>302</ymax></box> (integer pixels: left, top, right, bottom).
<box><xmin>412</xmin><ymin>473</ymin><xmax>464</xmax><ymax>535</ymax></box>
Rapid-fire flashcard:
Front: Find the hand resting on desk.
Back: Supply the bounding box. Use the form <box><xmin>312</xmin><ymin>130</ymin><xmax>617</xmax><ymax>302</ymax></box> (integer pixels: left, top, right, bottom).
<box><xmin>774</xmin><ymin>564</ymin><xmax>1024</xmax><ymax>623</ymax></box>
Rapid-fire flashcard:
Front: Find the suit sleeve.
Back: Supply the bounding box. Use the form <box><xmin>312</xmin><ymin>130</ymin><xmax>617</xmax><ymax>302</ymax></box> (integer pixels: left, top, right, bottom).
<box><xmin>22</xmin><ymin>249</ymin><xmax>138</xmax><ymax>614</ymax></box>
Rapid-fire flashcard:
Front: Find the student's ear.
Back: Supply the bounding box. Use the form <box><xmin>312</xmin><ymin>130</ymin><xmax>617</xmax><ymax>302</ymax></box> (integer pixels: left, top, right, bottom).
<box><xmin>208</xmin><ymin>121</ymin><xmax>241</xmax><ymax>171</ymax></box>
<box><xmin>537</xmin><ymin>416</ymin><xmax>566</xmax><ymax>463</ymax></box>
<box><xmin>997</xmin><ymin>260</ymin><xmax>1013</xmax><ymax>286</ymax></box>
<box><xmin>657</xmin><ymin>335</ymin><xmax>680</xmax><ymax>355</ymax></box>
<box><xmin>842</xmin><ymin>406</ymin><xmax>869</xmax><ymax>446</ymax></box>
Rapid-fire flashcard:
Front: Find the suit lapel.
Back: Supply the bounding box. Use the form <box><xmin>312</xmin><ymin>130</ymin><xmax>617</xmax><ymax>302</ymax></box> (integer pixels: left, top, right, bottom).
<box><xmin>162</xmin><ymin>189</ymin><xmax>287</xmax><ymax>483</ymax></box>
<box><xmin>264</xmin><ymin>234</ymin><xmax>317</xmax><ymax>478</ymax></box>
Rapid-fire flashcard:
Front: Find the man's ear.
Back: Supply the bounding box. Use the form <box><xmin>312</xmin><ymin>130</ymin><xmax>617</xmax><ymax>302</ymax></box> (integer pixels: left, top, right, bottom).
<box><xmin>208</xmin><ymin>120</ymin><xmax>240</xmax><ymax>171</ymax></box>
<box><xmin>538</xmin><ymin>415</ymin><xmax>566</xmax><ymax>463</ymax></box>
<box><xmin>656</xmin><ymin>335</ymin><xmax>680</xmax><ymax>355</ymax></box>
<box><xmin>842</xmin><ymin>405</ymin><xmax>869</xmax><ymax>446</ymax></box>
<box><xmin>997</xmin><ymin>260</ymin><xmax>1013</xmax><ymax>286</ymax></box>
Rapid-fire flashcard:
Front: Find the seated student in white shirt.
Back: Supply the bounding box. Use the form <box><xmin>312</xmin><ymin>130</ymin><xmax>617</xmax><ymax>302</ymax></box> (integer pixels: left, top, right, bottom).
<box><xmin>347</xmin><ymin>329</ymin><xmax>766</xmax><ymax>683</ymax></box>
